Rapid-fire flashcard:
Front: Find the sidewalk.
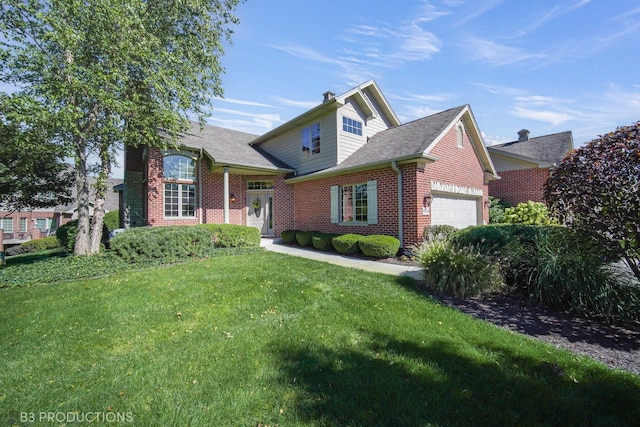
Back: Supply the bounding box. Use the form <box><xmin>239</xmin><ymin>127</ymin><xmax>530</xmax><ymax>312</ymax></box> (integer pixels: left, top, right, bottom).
<box><xmin>260</xmin><ymin>238</ymin><xmax>423</xmax><ymax>281</ymax></box>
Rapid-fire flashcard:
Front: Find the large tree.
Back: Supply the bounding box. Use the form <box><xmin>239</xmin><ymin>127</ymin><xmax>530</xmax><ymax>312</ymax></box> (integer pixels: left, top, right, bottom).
<box><xmin>544</xmin><ymin>121</ymin><xmax>640</xmax><ymax>280</ymax></box>
<box><xmin>0</xmin><ymin>96</ymin><xmax>74</xmax><ymax>211</ymax></box>
<box><xmin>0</xmin><ymin>0</ymin><xmax>242</xmax><ymax>254</ymax></box>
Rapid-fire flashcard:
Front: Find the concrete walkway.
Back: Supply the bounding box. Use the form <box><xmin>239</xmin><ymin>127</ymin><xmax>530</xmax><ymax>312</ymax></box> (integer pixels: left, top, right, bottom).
<box><xmin>260</xmin><ymin>238</ymin><xmax>424</xmax><ymax>281</ymax></box>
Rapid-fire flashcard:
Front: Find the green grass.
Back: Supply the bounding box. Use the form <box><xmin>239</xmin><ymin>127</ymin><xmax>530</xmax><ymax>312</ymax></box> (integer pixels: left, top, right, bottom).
<box><xmin>1</xmin><ymin>252</ymin><xmax>639</xmax><ymax>426</ymax></box>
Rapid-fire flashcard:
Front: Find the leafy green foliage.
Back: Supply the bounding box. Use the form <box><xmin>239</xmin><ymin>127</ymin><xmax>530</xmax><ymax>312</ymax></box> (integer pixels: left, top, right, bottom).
<box><xmin>545</xmin><ymin>121</ymin><xmax>640</xmax><ymax>280</ymax></box>
<box><xmin>503</xmin><ymin>201</ymin><xmax>554</xmax><ymax>225</ymax></box>
<box><xmin>295</xmin><ymin>231</ymin><xmax>315</xmax><ymax>246</ymax></box>
<box><xmin>331</xmin><ymin>234</ymin><xmax>363</xmax><ymax>254</ymax></box>
<box><xmin>358</xmin><ymin>235</ymin><xmax>401</xmax><ymax>258</ymax></box>
<box><xmin>422</xmin><ymin>224</ymin><xmax>458</xmax><ymax>242</ymax></box>
<box><xmin>312</xmin><ymin>233</ymin><xmax>340</xmax><ymax>251</ymax></box>
<box><xmin>0</xmin><ymin>0</ymin><xmax>242</xmax><ymax>254</ymax></box>
<box><xmin>488</xmin><ymin>196</ymin><xmax>510</xmax><ymax>223</ymax></box>
<box><xmin>103</xmin><ymin>210</ymin><xmax>120</xmax><ymax>233</ymax></box>
<box><xmin>56</xmin><ymin>220</ymin><xmax>79</xmax><ymax>253</ymax></box>
<box><xmin>199</xmin><ymin>224</ymin><xmax>261</xmax><ymax>248</ymax></box>
<box><xmin>20</xmin><ymin>236</ymin><xmax>60</xmax><ymax>253</ymax></box>
<box><xmin>415</xmin><ymin>238</ymin><xmax>504</xmax><ymax>297</ymax></box>
<box><xmin>109</xmin><ymin>226</ymin><xmax>215</xmax><ymax>261</ymax></box>
<box><xmin>280</xmin><ymin>229</ymin><xmax>301</xmax><ymax>244</ymax></box>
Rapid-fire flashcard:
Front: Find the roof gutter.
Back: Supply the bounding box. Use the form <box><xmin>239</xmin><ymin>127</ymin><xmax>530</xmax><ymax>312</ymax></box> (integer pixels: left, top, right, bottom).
<box><xmin>391</xmin><ymin>160</ymin><xmax>403</xmax><ymax>248</ymax></box>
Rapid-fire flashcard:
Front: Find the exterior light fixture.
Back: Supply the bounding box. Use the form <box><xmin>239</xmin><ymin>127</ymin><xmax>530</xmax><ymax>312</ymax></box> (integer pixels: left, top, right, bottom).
<box><xmin>230</xmin><ymin>194</ymin><xmax>236</xmax><ymax>203</ymax></box>
<box><xmin>423</xmin><ymin>193</ymin><xmax>432</xmax><ymax>207</ymax></box>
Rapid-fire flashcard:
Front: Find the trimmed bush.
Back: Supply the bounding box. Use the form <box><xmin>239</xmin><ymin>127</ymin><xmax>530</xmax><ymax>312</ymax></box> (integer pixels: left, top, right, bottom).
<box><xmin>295</xmin><ymin>230</ymin><xmax>314</xmax><ymax>246</ymax></box>
<box><xmin>199</xmin><ymin>224</ymin><xmax>260</xmax><ymax>247</ymax></box>
<box><xmin>110</xmin><ymin>226</ymin><xmax>215</xmax><ymax>261</ymax></box>
<box><xmin>280</xmin><ymin>229</ymin><xmax>300</xmax><ymax>244</ymax></box>
<box><xmin>103</xmin><ymin>210</ymin><xmax>120</xmax><ymax>233</ymax></box>
<box><xmin>415</xmin><ymin>238</ymin><xmax>504</xmax><ymax>298</ymax></box>
<box><xmin>21</xmin><ymin>236</ymin><xmax>60</xmax><ymax>253</ymax></box>
<box><xmin>56</xmin><ymin>220</ymin><xmax>79</xmax><ymax>253</ymax></box>
<box><xmin>422</xmin><ymin>224</ymin><xmax>457</xmax><ymax>243</ymax></box>
<box><xmin>332</xmin><ymin>234</ymin><xmax>363</xmax><ymax>254</ymax></box>
<box><xmin>358</xmin><ymin>235</ymin><xmax>401</xmax><ymax>258</ymax></box>
<box><xmin>312</xmin><ymin>233</ymin><xmax>340</xmax><ymax>251</ymax></box>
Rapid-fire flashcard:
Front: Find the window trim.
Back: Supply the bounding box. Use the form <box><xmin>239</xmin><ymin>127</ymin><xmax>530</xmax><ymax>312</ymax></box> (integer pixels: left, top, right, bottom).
<box><xmin>163</xmin><ymin>182</ymin><xmax>196</xmax><ymax>219</ymax></box>
<box><xmin>331</xmin><ymin>180</ymin><xmax>377</xmax><ymax>225</ymax></box>
<box><xmin>301</xmin><ymin>123</ymin><xmax>321</xmax><ymax>158</ymax></box>
<box><xmin>1</xmin><ymin>217</ymin><xmax>13</xmax><ymax>233</ymax></box>
<box><xmin>342</xmin><ymin>116</ymin><xmax>363</xmax><ymax>136</ymax></box>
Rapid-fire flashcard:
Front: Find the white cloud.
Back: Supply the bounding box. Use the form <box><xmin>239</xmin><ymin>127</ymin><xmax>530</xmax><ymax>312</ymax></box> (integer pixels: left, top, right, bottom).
<box><xmin>515</xmin><ymin>0</ymin><xmax>591</xmax><ymax>36</ymax></box>
<box><xmin>465</xmin><ymin>37</ymin><xmax>546</xmax><ymax>66</ymax></box>
<box><xmin>272</xmin><ymin>96</ymin><xmax>319</xmax><ymax>110</ymax></box>
<box><xmin>213</xmin><ymin>97</ymin><xmax>275</xmax><ymax>108</ymax></box>
<box><xmin>511</xmin><ymin>107</ymin><xmax>574</xmax><ymax>126</ymax></box>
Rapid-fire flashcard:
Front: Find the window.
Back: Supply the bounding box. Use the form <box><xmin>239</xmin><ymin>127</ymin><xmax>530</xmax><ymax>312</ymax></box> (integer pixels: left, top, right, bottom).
<box><xmin>343</xmin><ymin>116</ymin><xmax>363</xmax><ymax>136</ymax></box>
<box><xmin>163</xmin><ymin>154</ymin><xmax>196</xmax><ymax>218</ymax></box>
<box><xmin>302</xmin><ymin>123</ymin><xmax>320</xmax><ymax>157</ymax></box>
<box><xmin>1</xmin><ymin>217</ymin><xmax>13</xmax><ymax>233</ymax></box>
<box><xmin>34</xmin><ymin>218</ymin><xmax>56</xmax><ymax>232</ymax></box>
<box><xmin>164</xmin><ymin>183</ymin><xmax>196</xmax><ymax>218</ymax></box>
<box><xmin>330</xmin><ymin>181</ymin><xmax>378</xmax><ymax>225</ymax></box>
<box><xmin>19</xmin><ymin>217</ymin><xmax>27</xmax><ymax>232</ymax></box>
<box><xmin>247</xmin><ymin>181</ymin><xmax>274</xmax><ymax>190</ymax></box>
<box><xmin>163</xmin><ymin>155</ymin><xmax>196</xmax><ymax>180</ymax></box>
<box><xmin>456</xmin><ymin>123</ymin><xmax>464</xmax><ymax>148</ymax></box>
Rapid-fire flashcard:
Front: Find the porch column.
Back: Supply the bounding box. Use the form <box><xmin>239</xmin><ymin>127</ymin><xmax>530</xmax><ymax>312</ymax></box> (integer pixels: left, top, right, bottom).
<box><xmin>223</xmin><ymin>166</ymin><xmax>230</xmax><ymax>224</ymax></box>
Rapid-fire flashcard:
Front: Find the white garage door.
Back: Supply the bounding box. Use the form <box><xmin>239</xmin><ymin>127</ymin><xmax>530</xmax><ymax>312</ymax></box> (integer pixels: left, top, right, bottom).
<box><xmin>431</xmin><ymin>194</ymin><xmax>480</xmax><ymax>229</ymax></box>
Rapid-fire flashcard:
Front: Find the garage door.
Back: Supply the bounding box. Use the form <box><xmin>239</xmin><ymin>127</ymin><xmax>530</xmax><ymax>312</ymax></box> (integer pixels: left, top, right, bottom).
<box><xmin>431</xmin><ymin>194</ymin><xmax>480</xmax><ymax>229</ymax></box>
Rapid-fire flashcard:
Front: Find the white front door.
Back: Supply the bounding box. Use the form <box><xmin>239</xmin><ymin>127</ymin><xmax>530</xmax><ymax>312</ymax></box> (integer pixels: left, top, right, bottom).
<box><xmin>246</xmin><ymin>193</ymin><xmax>274</xmax><ymax>236</ymax></box>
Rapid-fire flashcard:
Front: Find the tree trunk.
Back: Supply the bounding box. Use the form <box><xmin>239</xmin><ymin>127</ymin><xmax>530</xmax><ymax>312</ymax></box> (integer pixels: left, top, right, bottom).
<box><xmin>74</xmin><ymin>139</ymin><xmax>91</xmax><ymax>255</ymax></box>
<box><xmin>88</xmin><ymin>142</ymin><xmax>111</xmax><ymax>254</ymax></box>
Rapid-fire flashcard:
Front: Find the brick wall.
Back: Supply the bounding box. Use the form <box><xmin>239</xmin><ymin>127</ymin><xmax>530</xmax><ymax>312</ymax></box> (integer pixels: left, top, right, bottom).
<box><xmin>489</xmin><ymin>168</ymin><xmax>549</xmax><ymax>206</ymax></box>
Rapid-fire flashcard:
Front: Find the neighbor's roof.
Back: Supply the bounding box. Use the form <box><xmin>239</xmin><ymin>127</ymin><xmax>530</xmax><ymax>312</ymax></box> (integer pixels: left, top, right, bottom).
<box><xmin>178</xmin><ymin>123</ymin><xmax>294</xmax><ymax>173</ymax></box>
<box><xmin>487</xmin><ymin>131</ymin><xmax>574</xmax><ymax>166</ymax></box>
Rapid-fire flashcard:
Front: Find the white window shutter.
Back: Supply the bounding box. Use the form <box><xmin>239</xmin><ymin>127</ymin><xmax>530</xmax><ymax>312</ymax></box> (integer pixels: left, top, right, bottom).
<box><xmin>330</xmin><ymin>185</ymin><xmax>339</xmax><ymax>223</ymax></box>
<box><xmin>367</xmin><ymin>180</ymin><xmax>378</xmax><ymax>224</ymax></box>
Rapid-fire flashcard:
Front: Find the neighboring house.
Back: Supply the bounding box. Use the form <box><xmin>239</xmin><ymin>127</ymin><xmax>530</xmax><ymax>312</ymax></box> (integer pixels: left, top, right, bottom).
<box><xmin>123</xmin><ymin>80</ymin><xmax>499</xmax><ymax>248</ymax></box>
<box><xmin>487</xmin><ymin>129</ymin><xmax>574</xmax><ymax>206</ymax></box>
<box><xmin>0</xmin><ymin>176</ymin><xmax>123</xmax><ymax>246</ymax></box>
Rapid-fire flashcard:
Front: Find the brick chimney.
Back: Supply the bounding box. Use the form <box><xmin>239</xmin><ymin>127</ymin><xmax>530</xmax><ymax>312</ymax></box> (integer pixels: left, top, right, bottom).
<box><xmin>518</xmin><ymin>129</ymin><xmax>530</xmax><ymax>142</ymax></box>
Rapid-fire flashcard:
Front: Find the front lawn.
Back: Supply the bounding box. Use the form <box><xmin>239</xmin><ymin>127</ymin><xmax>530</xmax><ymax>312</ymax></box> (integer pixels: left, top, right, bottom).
<box><xmin>1</xmin><ymin>252</ymin><xmax>638</xmax><ymax>426</ymax></box>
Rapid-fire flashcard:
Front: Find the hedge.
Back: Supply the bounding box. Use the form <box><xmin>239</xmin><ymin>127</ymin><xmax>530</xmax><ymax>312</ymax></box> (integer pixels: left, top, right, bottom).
<box><xmin>110</xmin><ymin>226</ymin><xmax>215</xmax><ymax>261</ymax></box>
<box><xmin>331</xmin><ymin>234</ymin><xmax>363</xmax><ymax>254</ymax></box>
<box><xmin>358</xmin><ymin>235</ymin><xmax>401</xmax><ymax>258</ymax></box>
<box><xmin>280</xmin><ymin>229</ymin><xmax>300</xmax><ymax>244</ymax></box>
<box><xmin>199</xmin><ymin>224</ymin><xmax>261</xmax><ymax>248</ymax></box>
<box><xmin>295</xmin><ymin>230</ymin><xmax>314</xmax><ymax>246</ymax></box>
<box><xmin>312</xmin><ymin>233</ymin><xmax>339</xmax><ymax>251</ymax></box>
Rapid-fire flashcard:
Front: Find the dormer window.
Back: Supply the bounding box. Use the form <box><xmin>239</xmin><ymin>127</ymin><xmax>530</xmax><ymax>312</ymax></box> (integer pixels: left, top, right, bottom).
<box><xmin>302</xmin><ymin>123</ymin><xmax>321</xmax><ymax>157</ymax></box>
<box><xmin>343</xmin><ymin>116</ymin><xmax>363</xmax><ymax>136</ymax></box>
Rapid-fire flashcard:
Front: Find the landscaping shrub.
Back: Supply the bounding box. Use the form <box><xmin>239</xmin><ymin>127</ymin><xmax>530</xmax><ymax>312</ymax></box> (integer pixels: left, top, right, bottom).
<box><xmin>5</xmin><ymin>245</ymin><xmax>26</xmax><ymax>257</ymax></box>
<box><xmin>358</xmin><ymin>235</ymin><xmax>401</xmax><ymax>258</ymax></box>
<box><xmin>21</xmin><ymin>236</ymin><xmax>60</xmax><ymax>253</ymax></box>
<box><xmin>103</xmin><ymin>210</ymin><xmax>120</xmax><ymax>233</ymax></box>
<box><xmin>295</xmin><ymin>230</ymin><xmax>315</xmax><ymax>246</ymax></box>
<box><xmin>199</xmin><ymin>224</ymin><xmax>260</xmax><ymax>247</ymax></box>
<box><xmin>280</xmin><ymin>229</ymin><xmax>300</xmax><ymax>244</ymax></box>
<box><xmin>56</xmin><ymin>219</ymin><xmax>109</xmax><ymax>253</ymax></box>
<box><xmin>422</xmin><ymin>224</ymin><xmax>457</xmax><ymax>243</ymax></box>
<box><xmin>110</xmin><ymin>226</ymin><xmax>215</xmax><ymax>261</ymax></box>
<box><xmin>526</xmin><ymin>228</ymin><xmax>640</xmax><ymax>321</ymax></box>
<box><xmin>332</xmin><ymin>234</ymin><xmax>363</xmax><ymax>254</ymax></box>
<box><xmin>415</xmin><ymin>238</ymin><xmax>504</xmax><ymax>298</ymax></box>
<box><xmin>312</xmin><ymin>233</ymin><xmax>340</xmax><ymax>251</ymax></box>
<box><xmin>503</xmin><ymin>201</ymin><xmax>555</xmax><ymax>225</ymax></box>
<box><xmin>488</xmin><ymin>196</ymin><xmax>510</xmax><ymax>224</ymax></box>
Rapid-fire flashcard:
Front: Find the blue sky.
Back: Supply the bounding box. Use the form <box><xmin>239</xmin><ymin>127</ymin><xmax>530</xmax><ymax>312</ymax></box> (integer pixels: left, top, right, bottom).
<box><xmin>207</xmin><ymin>0</ymin><xmax>639</xmax><ymax>146</ymax></box>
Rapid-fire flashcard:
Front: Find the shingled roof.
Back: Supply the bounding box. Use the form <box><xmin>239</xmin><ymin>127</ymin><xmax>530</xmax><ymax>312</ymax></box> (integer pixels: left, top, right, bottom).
<box><xmin>178</xmin><ymin>123</ymin><xmax>294</xmax><ymax>172</ymax></box>
<box><xmin>487</xmin><ymin>131</ymin><xmax>573</xmax><ymax>166</ymax></box>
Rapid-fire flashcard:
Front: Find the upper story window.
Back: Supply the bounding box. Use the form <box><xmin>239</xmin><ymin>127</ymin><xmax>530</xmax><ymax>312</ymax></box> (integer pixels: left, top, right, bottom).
<box><xmin>302</xmin><ymin>123</ymin><xmax>320</xmax><ymax>157</ymax></box>
<box><xmin>456</xmin><ymin>122</ymin><xmax>464</xmax><ymax>148</ymax></box>
<box><xmin>343</xmin><ymin>116</ymin><xmax>363</xmax><ymax>136</ymax></box>
<box><xmin>1</xmin><ymin>217</ymin><xmax>13</xmax><ymax>233</ymax></box>
<box><xmin>163</xmin><ymin>155</ymin><xmax>196</xmax><ymax>181</ymax></box>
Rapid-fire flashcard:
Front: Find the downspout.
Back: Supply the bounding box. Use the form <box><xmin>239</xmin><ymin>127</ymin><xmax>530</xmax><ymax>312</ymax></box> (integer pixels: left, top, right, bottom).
<box><xmin>198</xmin><ymin>148</ymin><xmax>203</xmax><ymax>224</ymax></box>
<box><xmin>391</xmin><ymin>160</ymin><xmax>403</xmax><ymax>247</ymax></box>
<box><xmin>223</xmin><ymin>166</ymin><xmax>230</xmax><ymax>224</ymax></box>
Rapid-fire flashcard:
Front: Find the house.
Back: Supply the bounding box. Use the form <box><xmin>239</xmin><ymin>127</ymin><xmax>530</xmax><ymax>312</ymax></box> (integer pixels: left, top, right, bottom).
<box><xmin>0</xmin><ymin>176</ymin><xmax>123</xmax><ymax>246</ymax></box>
<box><xmin>487</xmin><ymin>129</ymin><xmax>574</xmax><ymax>206</ymax></box>
<box><xmin>123</xmin><ymin>80</ymin><xmax>499</xmax><ymax>248</ymax></box>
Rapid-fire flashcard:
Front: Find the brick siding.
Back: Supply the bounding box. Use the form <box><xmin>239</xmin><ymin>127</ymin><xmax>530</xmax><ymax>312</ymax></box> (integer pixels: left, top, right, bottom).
<box><xmin>488</xmin><ymin>168</ymin><xmax>549</xmax><ymax>206</ymax></box>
